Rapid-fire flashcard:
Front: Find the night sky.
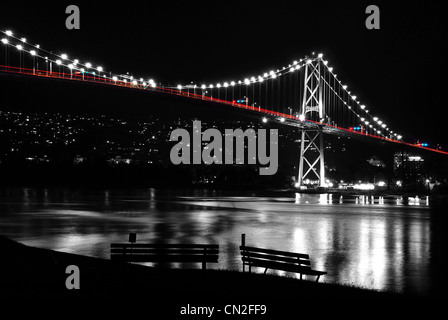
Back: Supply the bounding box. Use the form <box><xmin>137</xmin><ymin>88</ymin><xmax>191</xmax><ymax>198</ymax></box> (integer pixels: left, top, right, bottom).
<box><xmin>1</xmin><ymin>0</ymin><xmax>446</xmax><ymax>146</ymax></box>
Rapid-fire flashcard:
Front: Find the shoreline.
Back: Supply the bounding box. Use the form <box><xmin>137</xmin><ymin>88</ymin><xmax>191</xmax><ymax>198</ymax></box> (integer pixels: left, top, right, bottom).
<box><xmin>0</xmin><ymin>235</ymin><xmax>429</xmax><ymax>301</ymax></box>
<box><xmin>1</xmin><ymin>184</ymin><xmax>444</xmax><ymax>197</ymax></box>
<box><xmin>1</xmin><ymin>235</ymin><xmax>445</xmax><ymax>317</ymax></box>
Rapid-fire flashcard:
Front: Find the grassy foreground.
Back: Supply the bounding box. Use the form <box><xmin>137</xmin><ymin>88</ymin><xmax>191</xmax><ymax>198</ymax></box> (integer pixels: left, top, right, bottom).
<box><xmin>0</xmin><ymin>235</ymin><xmax>436</xmax><ymax>317</ymax></box>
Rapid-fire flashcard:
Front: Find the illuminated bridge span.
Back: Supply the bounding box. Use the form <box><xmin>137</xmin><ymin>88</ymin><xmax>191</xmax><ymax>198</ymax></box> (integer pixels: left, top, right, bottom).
<box><xmin>1</xmin><ymin>28</ymin><xmax>446</xmax><ymax>187</ymax></box>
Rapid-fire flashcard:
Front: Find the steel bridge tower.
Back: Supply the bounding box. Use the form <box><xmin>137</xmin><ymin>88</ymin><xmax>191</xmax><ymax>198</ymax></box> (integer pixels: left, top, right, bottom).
<box><xmin>297</xmin><ymin>58</ymin><xmax>326</xmax><ymax>187</ymax></box>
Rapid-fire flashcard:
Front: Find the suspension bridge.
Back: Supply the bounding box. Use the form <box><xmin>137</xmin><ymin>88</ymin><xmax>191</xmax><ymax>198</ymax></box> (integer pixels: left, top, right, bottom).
<box><xmin>1</xmin><ymin>28</ymin><xmax>446</xmax><ymax>187</ymax></box>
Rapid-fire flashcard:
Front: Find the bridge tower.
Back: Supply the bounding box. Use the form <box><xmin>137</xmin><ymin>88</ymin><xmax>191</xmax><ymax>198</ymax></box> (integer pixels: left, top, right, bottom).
<box><xmin>297</xmin><ymin>58</ymin><xmax>326</xmax><ymax>188</ymax></box>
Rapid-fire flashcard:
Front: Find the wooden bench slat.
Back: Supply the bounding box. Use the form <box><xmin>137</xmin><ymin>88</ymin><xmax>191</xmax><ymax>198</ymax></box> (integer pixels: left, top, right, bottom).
<box><xmin>240</xmin><ymin>245</ymin><xmax>309</xmax><ymax>259</ymax></box>
<box><xmin>243</xmin><ymin>257</ymin><xmax>311</xmax><ymax>271</ymax></box>
<box><xmin>111</xmin><ymin>248</ymin><xmax>219</xmax><ymax>255</ymax></box>
<box><xmin>111</xmin><ymin>243</ymin><xmax>219</xmax><ymax>249</ymax></box>
<box><xmin>110</xmin><ymin>242</ymin><xmax>219</xmax><ymax>270</ymax></box>
<box><xmin>243</xmin><ymin>257</ymin><xmax>326</xmax><ymax>275</ymax></box>
<box><xmin>111</xmin><ymin>255</ymin><xmax>219</xmax><ymax>263</ymax></box>
<box><xmin>241</xmin><ymin>251</ymin><xmax>311</xmax><ymax>265</ymax></box>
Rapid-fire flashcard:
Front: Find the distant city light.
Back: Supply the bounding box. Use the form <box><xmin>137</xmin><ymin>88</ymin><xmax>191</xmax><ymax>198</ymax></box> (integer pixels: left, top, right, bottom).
<box><xmin>353</xmin><ymin>183</ymin><xmax>375</xmax><ymax>190</ymax></box>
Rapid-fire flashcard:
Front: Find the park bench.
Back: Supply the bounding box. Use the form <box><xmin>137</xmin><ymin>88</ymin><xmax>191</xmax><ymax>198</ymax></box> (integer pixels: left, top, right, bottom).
<box><xmin>110</xmin><ymin>234</ymin><xmax>219</xmax><ymax>270</ymax></box>
<box><xmin>239</xmin><ymin>234</ymin><xmax>327</xmax><ymax>282</ymax></box>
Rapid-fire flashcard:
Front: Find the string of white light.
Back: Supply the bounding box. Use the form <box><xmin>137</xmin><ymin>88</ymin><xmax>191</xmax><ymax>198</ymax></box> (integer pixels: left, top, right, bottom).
<box><xmin>321</xmin><ymin>57</ymin><xmax>402</xmax><ymax>140</ymax></box>
<box><xmin>321</xmin><ymin>77</ymin><xmax>390</xmax><ymax>137</ymax></box>
<box><xmin>0</xmin><ymin>28</ymin><xmax>402</xmax><ymax>140</ymax></box>
<box><xmin>172</xmin><ymin>57</ymin><xmax>314</xmax><ymax>91</ymax></box>
<box><xmin>0</xmin><ymin>29</ymin><xmax>157</xmax><ymax>87</ymax></box>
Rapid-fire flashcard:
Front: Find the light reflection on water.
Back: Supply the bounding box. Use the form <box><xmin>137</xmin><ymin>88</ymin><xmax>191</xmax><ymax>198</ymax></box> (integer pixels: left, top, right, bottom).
<box><xmin>0</xmin><ymin>188</ymin><xmax>435</xmax><ymax>294</ymax></box>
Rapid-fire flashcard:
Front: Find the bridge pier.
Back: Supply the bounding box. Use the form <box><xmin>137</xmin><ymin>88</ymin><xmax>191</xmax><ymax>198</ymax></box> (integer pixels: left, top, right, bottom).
<box><xmin>297</xmin><ymin>128</ymin><xmax>326</xmax><ymax>187</ymax></box>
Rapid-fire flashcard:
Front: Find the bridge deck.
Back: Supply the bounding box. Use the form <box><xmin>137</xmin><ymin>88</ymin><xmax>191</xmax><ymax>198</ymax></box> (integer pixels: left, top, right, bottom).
<box><xmin>1</xmin><ymin>65</ymin><xmax>446</xmax><ymax>155</ymax></box>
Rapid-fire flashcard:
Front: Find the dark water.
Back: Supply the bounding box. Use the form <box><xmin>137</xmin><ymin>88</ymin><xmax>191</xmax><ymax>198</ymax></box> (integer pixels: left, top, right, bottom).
<box><xmin>0</xmin><ymin>188</ymin><xmax>443</xmax><ymax>295</ymax></box>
